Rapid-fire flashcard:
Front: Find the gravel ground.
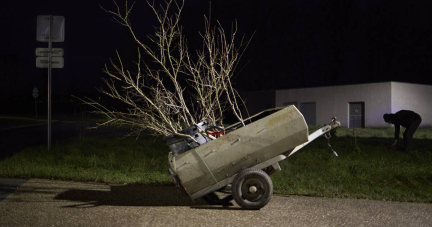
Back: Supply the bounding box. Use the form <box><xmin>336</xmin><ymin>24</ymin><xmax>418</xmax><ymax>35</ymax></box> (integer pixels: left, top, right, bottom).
<box><xmin>1</xmin><ymin>178</ymin><xmax>431</xmax><ymax>227</ymax></box>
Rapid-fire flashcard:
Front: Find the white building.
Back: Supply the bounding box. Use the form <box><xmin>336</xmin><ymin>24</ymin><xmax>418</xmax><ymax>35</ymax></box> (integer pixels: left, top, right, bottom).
<box><xmin>243</xmin><ymin>82</ymin><xmax>432</xmax><ymax>127</ymax></box>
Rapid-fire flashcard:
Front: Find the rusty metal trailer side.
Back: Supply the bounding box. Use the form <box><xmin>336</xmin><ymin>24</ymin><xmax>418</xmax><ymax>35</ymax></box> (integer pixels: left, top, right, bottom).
<box><xmin>171</xmin><ymin>106</ymin><xmax>309</xmax><ymax>196</ymax></box>
<box><xmin>168</xmin><ymin>105</ymin><xmax>340</xmax><ymax>209</ymax></box>
<box><xmin>188</xmin><ymin>120</ymin><xmax>339</xmax><ymax>200</ymax></box>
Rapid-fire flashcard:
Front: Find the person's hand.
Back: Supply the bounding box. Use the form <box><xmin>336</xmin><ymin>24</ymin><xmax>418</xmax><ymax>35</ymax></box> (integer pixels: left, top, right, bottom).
<box><xmin>391</xmin><ymin>140</ymin><xmax>397</xmax><ymax>148</ymax></box>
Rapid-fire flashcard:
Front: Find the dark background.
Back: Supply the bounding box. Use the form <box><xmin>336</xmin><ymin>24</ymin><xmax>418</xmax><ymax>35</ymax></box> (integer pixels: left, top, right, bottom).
<box><xmin>1</xmin><ymin>0</ymin><xmax>432</xmax><ymax>115</ymax></box>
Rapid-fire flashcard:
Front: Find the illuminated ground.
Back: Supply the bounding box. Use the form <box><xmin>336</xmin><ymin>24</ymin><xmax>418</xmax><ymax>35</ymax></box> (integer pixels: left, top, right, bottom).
<box><xmin>1</xmin><ymin>178</ymin><xmax>431</xmax><ymax>226</ymax></box>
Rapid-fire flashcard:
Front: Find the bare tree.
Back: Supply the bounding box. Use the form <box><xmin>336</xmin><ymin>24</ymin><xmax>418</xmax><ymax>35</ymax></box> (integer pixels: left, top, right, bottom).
<box><xmin>80</xmin><ymin>0</ymin><xmax>251</xmax><ymax>141</ymax></box>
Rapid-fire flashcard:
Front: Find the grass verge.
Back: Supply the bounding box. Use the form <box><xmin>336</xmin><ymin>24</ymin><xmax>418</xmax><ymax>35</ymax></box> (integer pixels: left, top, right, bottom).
<box><xmin>0</xmin><ymin>127</ymin><xmax>431</xmax><ymax>203</ymax></box>
<box><xmin>0</xmin><ymin>135</ymin><xmax>171</xmax><ymax>184</ymax></box>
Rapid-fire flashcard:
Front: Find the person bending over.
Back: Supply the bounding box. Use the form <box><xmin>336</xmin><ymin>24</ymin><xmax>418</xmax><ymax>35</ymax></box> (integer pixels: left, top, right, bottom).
<box><xmin>383</xmin><ymin>110</ymin><xmax>422</xmax><ymax>152</ymax></box>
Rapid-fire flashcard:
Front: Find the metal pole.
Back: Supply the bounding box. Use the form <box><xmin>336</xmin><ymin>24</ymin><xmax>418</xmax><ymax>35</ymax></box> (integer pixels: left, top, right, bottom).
<box><xmin>35</xmin><ymin>97</ymin><xmax>38</xmax><ymax>119</ymax></box>
<box><xmin>48</xmin><ymin>15</ymin><xmax>53</xmax><ymax>150</ymax></box>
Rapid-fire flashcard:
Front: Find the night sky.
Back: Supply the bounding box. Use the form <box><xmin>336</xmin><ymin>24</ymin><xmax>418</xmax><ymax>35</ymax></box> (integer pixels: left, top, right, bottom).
<box><xmin>2</xmin><ymin>0</ymin><xmax>432</xmax><ymax>104</ymax></box>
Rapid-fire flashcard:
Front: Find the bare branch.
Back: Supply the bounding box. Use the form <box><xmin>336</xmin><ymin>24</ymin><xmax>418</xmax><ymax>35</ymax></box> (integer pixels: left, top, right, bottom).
<box><xmin>85</xmin><ymin>0</ymin><xmax>251</xmax><ymax>142</ymax></box>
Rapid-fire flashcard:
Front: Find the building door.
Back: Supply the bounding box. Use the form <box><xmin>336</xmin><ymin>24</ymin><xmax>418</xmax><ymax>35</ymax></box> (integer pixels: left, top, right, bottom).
<box><xmin>300</xmin><ymin>102</ymin><xmax>316</xmax><ymax>126</ymax></box>
<box><xmin>349</xmin><ymin>102</ymin><xmax>365</xmax><ymax>128</ymax></box>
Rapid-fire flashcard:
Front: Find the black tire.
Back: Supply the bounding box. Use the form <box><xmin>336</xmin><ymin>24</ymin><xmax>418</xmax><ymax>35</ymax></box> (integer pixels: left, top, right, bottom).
<box><xmin>232</xmin><ymin>168</ymin><xmax>273</xmax><ymax>210</ymax></box>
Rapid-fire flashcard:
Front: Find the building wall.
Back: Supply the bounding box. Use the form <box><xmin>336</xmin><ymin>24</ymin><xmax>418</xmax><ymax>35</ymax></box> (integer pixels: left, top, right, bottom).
<box><xmin>276</xmin><ymin>82</ymin><xmax>392</xmax><ymax>127</ymax></box>
<box><xmin>391</xmin><ymin>82</ymin><xmax>432</xmax><ymax>127</ymax></box>
<box><xmin>241</xmin><ymin>91</ymin><xmax>275</xmax><ymax>116</ymax></box>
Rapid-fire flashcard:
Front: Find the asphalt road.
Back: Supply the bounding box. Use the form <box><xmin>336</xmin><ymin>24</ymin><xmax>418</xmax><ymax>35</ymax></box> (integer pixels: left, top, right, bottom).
<box><xmin>1</xmin><ymin>178</ymin><xmax>431</xmax><ymax>227</ymax></box>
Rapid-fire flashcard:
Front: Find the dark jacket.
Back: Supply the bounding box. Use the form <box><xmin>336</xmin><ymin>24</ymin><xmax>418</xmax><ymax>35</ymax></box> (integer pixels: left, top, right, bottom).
<box><xmin>387</xmin><ymin>110</ymin><xmax>421</xmax><ymax>140</ymax></box>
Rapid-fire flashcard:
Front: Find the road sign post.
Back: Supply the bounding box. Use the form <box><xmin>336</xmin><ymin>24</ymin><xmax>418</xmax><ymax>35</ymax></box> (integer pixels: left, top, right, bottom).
<box><xmin>37</xmin><ymin>15</ymin><xmax>64</xmax><ymax>150</ymax></box>
<box><xmin>48</xmin><ymin>15</ymin><xmax>52</xmax><ymax>150</ymax></box>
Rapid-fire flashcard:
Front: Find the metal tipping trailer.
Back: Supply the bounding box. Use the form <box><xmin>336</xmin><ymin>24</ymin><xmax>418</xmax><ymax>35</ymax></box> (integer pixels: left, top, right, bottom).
<box><xmin>166</xmin><ymin>105</ymin><xmax>340</xmax><ymax>209</ymax></box>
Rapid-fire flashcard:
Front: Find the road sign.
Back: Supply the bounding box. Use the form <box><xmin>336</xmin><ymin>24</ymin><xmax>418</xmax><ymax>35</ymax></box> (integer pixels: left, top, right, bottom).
<box><xmin>36</xmin><ymin>15</ymin><xmax>65</xmax><ymax>150</ymax></box>
<box><xmin>36</xmin><ymin>48</ymin><xmax>64</xmax><ymax>57</ymax></box>
<box><xmin>32</xmin><ymin>87</ymin><xmax>39</xmax><ymax>98</ymax></box>
<box><xmin>36</xmin><ymin>15</ymin><xmax>65</xmax><ymax>42</ymax></box>
<box><xmin>36</xmin><ymin>57</ymin><xmax>64</xmax><ymax>68</ymax></box>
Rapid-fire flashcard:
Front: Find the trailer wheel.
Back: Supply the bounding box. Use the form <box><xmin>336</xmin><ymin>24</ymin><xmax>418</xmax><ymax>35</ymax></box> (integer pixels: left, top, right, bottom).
<box><xmin>232</xmin><ymin>168</ymin><xmax>273</xmax><ymax>210</ymax></box>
